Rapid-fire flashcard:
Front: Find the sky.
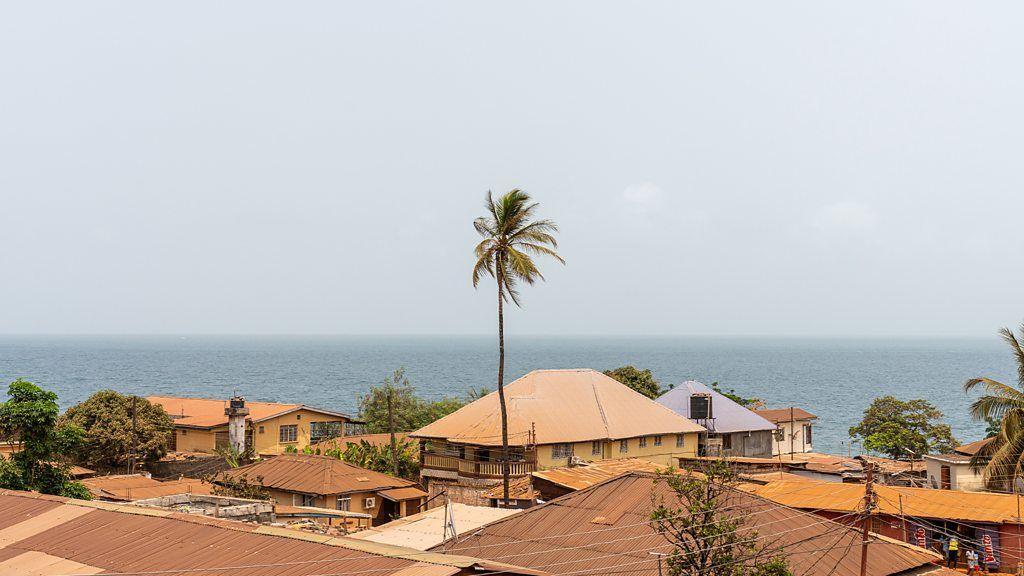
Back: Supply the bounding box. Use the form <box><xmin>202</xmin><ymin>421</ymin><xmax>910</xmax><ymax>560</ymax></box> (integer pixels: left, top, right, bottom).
<box><xmin>1</xmin><ymin>2</ymin><xmax>1022</xmax><ymax>336</ymax></box>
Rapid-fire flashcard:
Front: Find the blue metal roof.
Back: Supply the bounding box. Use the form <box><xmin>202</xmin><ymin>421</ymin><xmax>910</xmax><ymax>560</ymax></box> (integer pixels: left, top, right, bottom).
<box><xmin>656</xmin><ymin>381</ymin><xmax>777</xmax><ymax>434</ymax></box>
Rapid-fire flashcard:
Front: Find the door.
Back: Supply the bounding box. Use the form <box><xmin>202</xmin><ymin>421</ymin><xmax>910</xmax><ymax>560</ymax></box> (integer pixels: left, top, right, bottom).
<box><xmin>940</xmin><ymin>465</ymin><xmax>951</xmax><ymax>489</ymax></box>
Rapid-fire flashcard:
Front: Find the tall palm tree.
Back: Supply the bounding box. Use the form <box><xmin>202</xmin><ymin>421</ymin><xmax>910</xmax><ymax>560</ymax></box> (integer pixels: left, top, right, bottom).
<box><xmin>964</xmin><ymin>324</ymin><xmax>1024</xmax><ymax>490</ymax></box>
<box><xmin>472</xmin><ymin>189</ymin><xmax>563</xmax><ymax>506</ymax></box>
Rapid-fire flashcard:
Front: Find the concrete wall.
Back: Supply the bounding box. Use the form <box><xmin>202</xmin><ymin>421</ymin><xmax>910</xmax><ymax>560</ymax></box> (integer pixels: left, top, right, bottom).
<box><xmin>265</xmin><ymin>487</ymin><xmax>422</xmax><ymax>524</ymax></box>
<box><xmin>171</xmin><ymin>410</ymin><xmax>350</xmax><ymax>455</ymax></box>
<box><xmin>924</xmin><ymin>459</ymin><xmax>986</xmax><ymax>491</ymax></box>
<box><xmin>536</xmin><ymin>432</ymin><xmax>700</xmax><ymax>468</ymax></box>
<box><xmin>769</xmin><ymin>420</ymin><xmax>813</xmax><ymax>456</ymax></box>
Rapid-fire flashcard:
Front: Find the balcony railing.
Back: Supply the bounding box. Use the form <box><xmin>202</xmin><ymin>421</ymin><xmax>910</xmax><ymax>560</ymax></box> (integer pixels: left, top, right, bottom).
<box><xmin>422</xmin><ymin>454</ymin><xmax>536</xmax><ymax>479</ymax></box>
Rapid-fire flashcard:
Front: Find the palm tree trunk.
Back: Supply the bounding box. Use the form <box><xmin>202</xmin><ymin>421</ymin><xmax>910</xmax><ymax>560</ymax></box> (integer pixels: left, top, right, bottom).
<box><xmin>497</xmin><ymin>264</ymin><xmax>510</xmax><ymax>507</ymax></box>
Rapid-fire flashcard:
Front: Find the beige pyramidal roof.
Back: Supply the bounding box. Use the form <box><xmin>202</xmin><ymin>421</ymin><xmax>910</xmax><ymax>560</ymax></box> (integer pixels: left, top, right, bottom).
<box><xmin>410</xmin><ymin>369</ymin><xmax>705</xmax><ymax>446</ymax></box>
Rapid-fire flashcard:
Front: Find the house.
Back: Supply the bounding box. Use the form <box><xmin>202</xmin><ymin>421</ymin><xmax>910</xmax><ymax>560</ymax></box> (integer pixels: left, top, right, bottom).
<box><xmin>148</xmin><ymin>395</ymin><xmax>364</xmax><ymax>455</ymax></box>
<box><xmin>744</xmin><ymin>477</ymin><xmax>1024</xmax><ymax>572</ymax></box>
<box><xmin>411</xmin><ymin>369</ymin><xmax>705</xmax><ymax>494</ymax></box>
<box><xmin>436</xmin><ymin>471</ymin><xmax>955</xmax><ymax>576</ymax></box>
<box><xmin>81</xmin><ymin>473</ymin><xmax>211</xmax><ymax>501</ymax></box>
<box><xmin>754</xmin><ymin>406</ymin><xmax>817</xmax><ymax>455</ymax></box>
<box><xmin>480</xmin><ymin>457</ymin><xmax>664</xmax><ymax>508</ymax></box>
<box><xmin>349</xmin><ymin>503</ymin><xmax>520</xmax><ymax>550</ymax></box>
<box><xmin>218</xmin><ymin>453</ymin><xmax>427</xmax><ymax>527</ymax></box>
<box><xmin>0</xmin><ymin>488</ymin><xmax>542</xmax><ymax>576</ymax></box>
<box><xmin>657</xmin><ymin>381</ymin><xmax>777</xmax><ymax>457</ymax></box>
<box><xmin>924</xmin><ymin>438</ymin><xmax>992</xmax><ymax>491</ymax></box>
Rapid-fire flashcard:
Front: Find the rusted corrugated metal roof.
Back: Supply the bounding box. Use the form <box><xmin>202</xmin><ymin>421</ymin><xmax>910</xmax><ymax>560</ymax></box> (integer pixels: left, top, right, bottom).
<box><xmin>437</xmin><ymin>472</ymin><xmax>941</xmax><ymax>576</ymax></box>
<box><xmin>0</xmin><ymin>489</ymin><xmax>544</xmax><ymax>575</ymax></box>
<box><xmin>221</xmin><ymin>453</ymin><xmax>417</xmax><ymax>496</ymax></box>
<box><xmin>483</xmin><ymin>475</ymin><xmax>535</xmax><ymax>500</ymax></box>
<box><xmin>82</xmin><ymin>474</ymin><xmax>211</xmax><ymax>501</ymax></box>
<box><xmin>755</xmin><ymin>407</ymin><xmax>818</xmax><ymax>423</ymax></box>
<box><xmin>532</xmin><ymin>458</ymin><xmax>664</xmax><ymax>490</ymax></box>
<box><xmin>746</xmin><ymin>478</ymin><xmax>1023</xmax><ymax>524</ymax></box>
<box><xmin>412</xmin><ymin>369</ymin><xmax>705</xmax><ymax>446</ymax></box>
<box><xmin>148</xmin><ymin>395</ymin><xmax>358</xmax><ymax>428</ymax></box>
<box><xmin>379</xmin><ymin>487</ymin><xmax>429</xmax><ymax>501</ymax></box>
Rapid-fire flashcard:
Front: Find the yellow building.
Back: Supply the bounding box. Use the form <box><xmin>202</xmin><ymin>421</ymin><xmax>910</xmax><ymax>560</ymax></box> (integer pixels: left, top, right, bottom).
<box><xmin>148</xmin><ymin>396</ymin><xmax>364</xmax><ymax>455</ymax></box>
<box><xmin>410</xmin><ymin>369</ymin><xmax>705</xmax><ymax>486</ymax></box>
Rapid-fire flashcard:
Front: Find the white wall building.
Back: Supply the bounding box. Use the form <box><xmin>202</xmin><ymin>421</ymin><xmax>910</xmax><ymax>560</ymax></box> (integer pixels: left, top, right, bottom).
<box><xmin>754</xmin><ymin>407</ymin><xmax>816</xmax><ymax>456</ymax></box>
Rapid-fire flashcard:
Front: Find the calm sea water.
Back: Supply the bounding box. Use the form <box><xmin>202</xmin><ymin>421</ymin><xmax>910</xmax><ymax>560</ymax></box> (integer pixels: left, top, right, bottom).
<box><xmin>0</xmin><ymin>335</ymin><xmax>1014</xmax><ymax>456</ymax></box>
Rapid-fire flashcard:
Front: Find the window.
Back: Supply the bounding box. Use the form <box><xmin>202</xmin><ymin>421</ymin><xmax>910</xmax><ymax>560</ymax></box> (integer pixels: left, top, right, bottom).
<box><xmin>311</xmin><ymin>421</ymin><xmax>342</xmax><ymax>442</ymax></box>
<box><xmin>337</xmin><ymin>497</ymin><xmax>351</xmax><ymax>511</ymax></box>
<box><xmin>722</xmin><ymin>435</ymin><xmax>732</xmax><ymax>450</ymax></box>
<box><xmin>364</xmin><ymin>497</ymin><xmax>376</xmax><ymax>509</ymax></box>
<box><xmin>551</xmin><ymin>443</ymin><xmax>573</xmax><ymax>459</ymax></box>
<box><xmin>653</xmin><ymin>435</ymin><xmax>662</xmax><ymax>446</ymax></box>
<box><xmin>619</xmin><ymin>439</ymin><xmax>629</xmax><ymax>453</ymax></box>
<box><xmin>302</xmin><ymin>494</ymin><xmax>316</xmax><ymax>507</ymax></box>
<box><xmin>181</xmin><ymin>429</ymin><xmax>188</xmax><ymax>435</ymax></box>
<box><xmin>279</xmin><ymin>424</ymin><xmax>298</xmax><ymax>443</ymax></box>
<box><xmin>591</xmin><ymin>441</ymin><xmax>602</xmax><ymax>455</ymax></box>
<box><xmin>676</xmin><ymin>434</ymin><xmax>684</xmax><ymax>448</ymax></box>
<box><xmin>639</xmin><ymin>437</ymin><xmax>648</xmax><ymax>448</ymax></box>
<box><xmin>803</xmin><ymin>424</ymin><xmax>813</xmax><ymax>445</ymax></box>
<box><xmin>258</xmin><ymin>425</ymin><xmax>265</xmax><ymax>434</ymax></box>
<box><xmin>344</xmin><ymin>421</ymin><xmax>366</xmax><ymax>436</ymax></box>
<box><xmin>296</xmin><ymin>414</ymin><xmax>302</xmax><ymax>420</ymax></box>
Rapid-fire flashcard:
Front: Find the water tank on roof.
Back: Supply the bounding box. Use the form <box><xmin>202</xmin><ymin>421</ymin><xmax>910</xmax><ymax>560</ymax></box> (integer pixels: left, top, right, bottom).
<box><xmin>690</xmin><ymin>393</ymin><xmax>713</xmax><ymax>420</ymax></box>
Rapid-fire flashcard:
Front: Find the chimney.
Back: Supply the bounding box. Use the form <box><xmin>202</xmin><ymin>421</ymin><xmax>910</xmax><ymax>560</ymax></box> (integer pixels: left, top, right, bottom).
<box><xmin>224</xmin><ymin>396</ymin><xmax>250</xmax><ymax>453</ymax></box>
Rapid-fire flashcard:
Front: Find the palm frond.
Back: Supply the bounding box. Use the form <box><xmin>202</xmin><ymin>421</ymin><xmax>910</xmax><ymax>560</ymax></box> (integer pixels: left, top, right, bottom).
<box><xmin>505</xmin><ymin>247</ymin><xmax>543</xmax><ymax>285</ymax></box>
<box><xmin>513</xmin><ymin>242</ymin><xmax>566</xmax><ymax>264</ymax></box>
<box><xmin>964</xmin><ymin>377</ymin><xmax>1024</xmax><ymax>405</ymax></box>
<box><xmin>1001</xmin><ymin>325</ymin><xmax>1024</xmax><ymax>386</ymax></box>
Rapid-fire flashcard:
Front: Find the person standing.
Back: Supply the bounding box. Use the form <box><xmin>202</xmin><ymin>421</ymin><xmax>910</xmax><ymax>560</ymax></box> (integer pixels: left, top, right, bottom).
<box><xmin>966</xmin><ymin>548</ymin><xmax>979</xmax><ymax>575</ymax></box>
<box><xmin>947</xmin><ymin>535</ymin><xmax>960</xmax><ymax>568</ymax></box>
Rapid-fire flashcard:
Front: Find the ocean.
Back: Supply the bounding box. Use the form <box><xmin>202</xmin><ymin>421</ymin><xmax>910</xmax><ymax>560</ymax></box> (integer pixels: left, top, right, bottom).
<box><xmin>0</xmin><ymin>335</ymin><xmax>1014</xmax><ymax>456</ymax></box>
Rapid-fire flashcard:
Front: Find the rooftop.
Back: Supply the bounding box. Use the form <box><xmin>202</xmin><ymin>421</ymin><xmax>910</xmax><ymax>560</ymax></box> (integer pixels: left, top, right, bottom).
<box><xmin>0</xmin><ymin>489</ymin><xmax>541</xmax><ymax>576</ymax></box>
<box><xmin>81</xmin><ymin>474</ymin><xmax>211</xmax><ymax>501</ymax></box>
<box><xmin>530</xmin><ymin>457</ymin><xmax>665</xmax><ymax>491</ymax></box>
<box><xmin>147</xmin><ymin>395</ymin><xmax>358</xmax><ymax>429</ymax></box>
<box><xmin>411</xmin><ymin>369</ymin><xmax>705</xmax><ymax>446</ymax></box>
<box><xmin>350</xmin><ymin>503</ymin><xmax>521</xmax><ymax>550</ymax></box>
<box><xmin>744</xmin><ymin>478</ymin><xmax>1024</xmax><ymax>524</ymax></box>
<box><xmin>955</xmin><ymin>437</ymin><xmax>993</xmax><ymax>456</ymax></box>
<box><xmin>436</xmin><ymin>471</ymin><xmax>946</xmax><ymax>576</ymax></box>
<box><xmin>657</xmin><ymin>381</ymin><xmax>777</xmax><ymax>433</ymax></box>
<box><xmin>220</xmin><ymin>453</ymin><xmax>421</xmax><ymax>497</ymax></box>
<box><xmin>754</xmin><ymin>407</ymin><xmax>818</xmax><ymax>423</ymax></box>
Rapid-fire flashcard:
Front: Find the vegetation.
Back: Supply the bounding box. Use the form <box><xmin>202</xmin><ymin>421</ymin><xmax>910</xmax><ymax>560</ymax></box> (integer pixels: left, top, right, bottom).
<box><xmin>357</xmin><ymin>368</ymin><xmax>478</xmax><ymax>433</ymax></box>
<box><xmin>472</xmin><ymin>189</ymin><xmax>563</xmax><ymax>506</ymax></box>
<box><xmin>332</xmin><ymin>439</ymin><xmax>419</xmax><ymax>481</ymax></box>
<box><xmin>711</xmin><ymin>382</ymin><xmax>764</xmax><ymax>409</ymax></box>
<box><xmin>604</xmin><ymin>366</ymin><xmax>661</xmax><ymax>399</ymax></box>
<box><xmin>848</xmin><ymin>396</ymin><xmax>957</xmax><ymax>459</ymax></box>
<box><xmin>60</xmin><ymin>390</ymin><xmax>173</xmax><ymax>470</ymax></box>
<box><xmin>0</xmin><ymin>379</ymin><xmax>90</xmax><ymax>499</ymax></box>
<box><xmin>964</xmin><ymin>323</ymin><xmax>1024</xmax><ymax>487</ymax></box>
<box><xmin>651</xmin><ymin>462</ymin><xmax>791</xmax><ymax>576</ymax></box>
<box><xmin>209</xmin><ymin>472</ymin><xmax>270</xmax><ymax>500</ymax></box>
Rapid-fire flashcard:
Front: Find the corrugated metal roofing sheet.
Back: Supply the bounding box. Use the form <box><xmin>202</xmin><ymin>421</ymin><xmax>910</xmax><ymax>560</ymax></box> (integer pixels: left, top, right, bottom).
<box><xmin>379</xmin><ymin>487</ymin><xmax>429</xmax><ymax>501</ymax></box>
<box><xmin>350</xmin><ymin>504</ymin><xmax>521</xmax><ymax>550</ymax></box>
<box><xmin>657</xmin><ymin>381</ymin><xmax>778</xmax><ymax>433</ymax></box>
<box><xmin>755</xmin><ymin>407</ymin><xmax>818</xmax><ymax>423</ymax></box>
<box><xmin>412</xmin><ymin>369</ymin><xmax>705</xmax><ymax>446</ymax></box>
<box><xmin>0</xmin><ymin>489</ymin><xmax>543</xmax><ymax>576</ymax></box>
<box><xmin>531</xmin><ymin>457</ymin><xmax>664</xmax><ymax>491</ymax></box>
<box><xmin>83</xmin><ymin>474</ymin><xmax>211</xmax><ymax>500</ymax></box>
<box><xmin>148</xmin><ymin>395</ymin><xmax>357</xmax><ymax>428</ymax></box>
<box><xmin>746</xmin><ymin>479</ymin><xmax>1024</xmax><ymax>524</ymax></box>
<box><xmin>221</xmin><ymin>453</ymin><xmax>417</xmax><ymax>496</ymax></box>
<box><xmin>437</xmin><ymin>471</ymin><xmax>940</xmax><ymax>576</ymax></box>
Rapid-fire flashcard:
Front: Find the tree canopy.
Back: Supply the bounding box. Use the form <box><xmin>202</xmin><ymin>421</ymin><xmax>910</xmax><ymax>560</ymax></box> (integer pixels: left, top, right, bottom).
<box><xmin>0</xmin><ymin>379</ymin><xmax>90</xmax><ymax>499</ymax></box>
<box><xmin>710</xmin><ymin>382</ymin><xmax>764</xmax><ymax>409</ymax></box>
<box><xmin>603</xmin><ymin>366</ymin><xmax>661</xmax><ymax>399</ymax></box>
<box><xmin>358</xmin><ymin>368</ymin><xmax>476</xmax><ymax>434</ymax></box>
<box><xmin>61</xmin><ymin>390</ymin><xmax>174</xmax><ymax>470</ymax></box>
<box><xmin>848</xmin><ymin>396</ymin><xmax>957</xmax><ymax>459</ymax></box>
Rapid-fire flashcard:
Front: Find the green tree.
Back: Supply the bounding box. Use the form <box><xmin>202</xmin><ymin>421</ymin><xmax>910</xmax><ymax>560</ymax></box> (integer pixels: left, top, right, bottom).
<box><xmin>651</xmin><ymin>462</ymin><xmax>791</xmax><ymax>576</ymax></box>
<box><xmin>848</xmin><ymin>396</ymin><xmax>957</xmax><ymax>459</ymax></box>
<box><xmin>60</xmin><ymin>390</ymin><xmax>174</xmax><ymax>470</ymax></box>
<box><xmin>604</xmin><ymin>366</ymin><xmax>661</xmax><ymax>399</ymax></box>
<box><xmin>331</xmin><ymin>439</ymin><xmax>420</xmax><ymax>481</ymax></box>
<box><xmin>472</xmin><ymin>189</ymin><xmax>563</xmax><ymax>506</ymax></box>
<box><xmin>358</xmin><ymin>368</ymin><xmax>471</xmax><ymax>433</ymax></box>
<box><xmin>209</xmin><ymin>473</ymin><xmax>270</xmax><ymax>500</ymax></box>
<box><xmin>710</xmin><ymin>382</ymin><xmax>764</xmax><ymax>409</ymax></box>
<box><xmin>963</xmin><ymin>324</ymin><xmax>1024</xmax><ymax>487</ymax></box>
<box><xmin>0</xmin><ymin>379</ymin><xmax>90</xmax><ymax>499</ymax></box>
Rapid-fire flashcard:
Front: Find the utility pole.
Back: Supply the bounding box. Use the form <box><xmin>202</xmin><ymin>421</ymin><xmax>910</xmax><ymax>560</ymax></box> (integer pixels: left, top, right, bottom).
<box><xmin>387</xmin><ymin>385</ymin><xmax>399</xmax><ymax>477</ymax></box>
<box><xmin>860</xmin><ymin>461</ymin><xmax>876</xmax><ymax>576</ymax></box>
<box><xmin>898</xmin><ymin>494</ymin><xmax>907</xmax><ymax>543</ymax></box>
<box><xmin>789</xmin><ymin>406</ymin><xmax>795</xmax><ymax>460</ymax></box>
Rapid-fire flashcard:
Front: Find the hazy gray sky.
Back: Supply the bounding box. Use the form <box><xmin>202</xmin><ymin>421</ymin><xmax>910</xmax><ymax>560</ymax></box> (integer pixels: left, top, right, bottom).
<box><xmin>2</xmin><ymin>2</ymin><xmax>1022</xmax><ymax>336</ymax></box>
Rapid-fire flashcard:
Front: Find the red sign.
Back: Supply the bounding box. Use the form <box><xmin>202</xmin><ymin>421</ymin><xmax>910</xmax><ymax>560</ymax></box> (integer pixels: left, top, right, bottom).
<box><xmin>915</xmin><ymin>527</ymin><xmax>926</xmax><ymax>548</ymax></box>
<box><xmin>983</xmin><ymin>534</ymin><xmax>995</xmax><ymax>564</ymax></box>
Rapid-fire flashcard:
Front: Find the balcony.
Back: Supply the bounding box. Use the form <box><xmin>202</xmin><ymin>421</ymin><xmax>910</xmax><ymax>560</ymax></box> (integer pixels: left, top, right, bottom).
<box><xmin>421</xmin><ymin>452</ymin><xmax>536</xmax><ymax>479</ymax></box>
